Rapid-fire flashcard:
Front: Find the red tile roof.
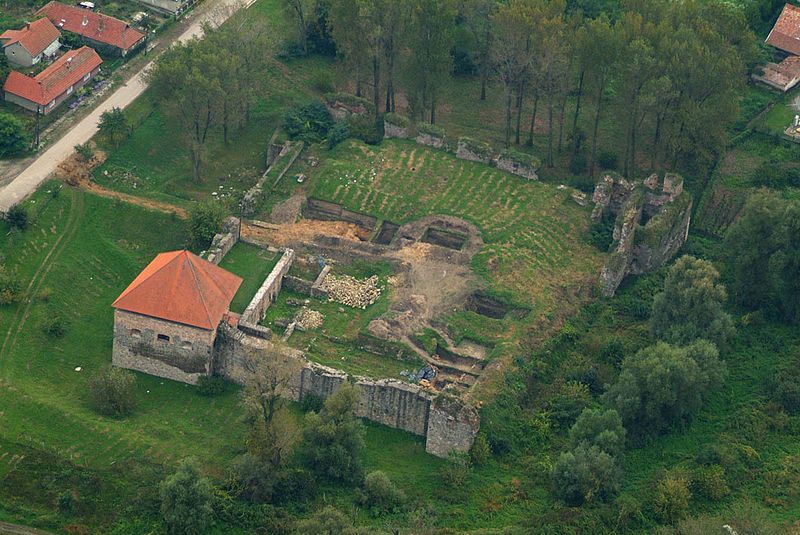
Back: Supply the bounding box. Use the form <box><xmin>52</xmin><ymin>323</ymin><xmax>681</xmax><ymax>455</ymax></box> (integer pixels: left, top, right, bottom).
<box><xmin>3</xmin><ymin>46</ymin><xmax>102</xmax><ymax>106</ymax></box>
<box><xmin>0</xmin><ymin>18</ymin><xmax>61</xmax><ymax>57</ymax></box>
<box><xmin>112</xmin><ymin>251</ymin><xmax>243</xmax><ymax>331</ymax></box>
<box><xmin>37</xmin><ymin>1</ymin><xmax>145</xmax><ymax>52</ymax></box>
<box><xmin>767</xmin><ymin>3</ymin><xmax>800</xmax><ymax>56</ymax></box>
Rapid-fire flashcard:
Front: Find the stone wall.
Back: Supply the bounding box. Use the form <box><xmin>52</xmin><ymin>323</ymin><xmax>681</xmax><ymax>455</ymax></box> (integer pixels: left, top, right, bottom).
<box><xmin>496</xmin><ymin>157</ymin><xmax>538</xmax><ymax>180</ymax></box>
<box><xmin>214</xmin><ymin>324</ymin><xmax>479</xmax><ymax>457</ymax></box>
<box><xmin>384</xmin><ymin>121</ymin><xmax>409</xmax><ymax>139</ymax></box>
<box><xmin>415</xmin><ymin>132</ymin><xmax>444</xmax><ymax>149</ymax></box>
<box><xmin>112</xmin><ymin>309</ymin><xmax>216</xmax><ymax>384</ymax></box>
<box><xmin>456</xmin><ymin>138</ymin><xmax>493</xmax><ymax>164</ymax></box>
<box><xmin>205</xmin><ymin>216</ymin><xmax>240</xmax><ymax>265</ymax></box>
<box><xmin>240</xmin><ymin>249</ymin><xmax>295</xmax><ymax>326</ymax></box>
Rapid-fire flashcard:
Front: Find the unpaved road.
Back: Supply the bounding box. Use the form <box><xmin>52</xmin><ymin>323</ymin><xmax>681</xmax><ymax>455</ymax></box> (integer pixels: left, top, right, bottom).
<box><xmin>0</xmin><ymin>0</ymin><xmax>257</xmax><ymax>213</ymax></box>
<box><xmin>0</xmin><ymin>520</ymin><xmax>52</xmax><ymax>534</ymax></box>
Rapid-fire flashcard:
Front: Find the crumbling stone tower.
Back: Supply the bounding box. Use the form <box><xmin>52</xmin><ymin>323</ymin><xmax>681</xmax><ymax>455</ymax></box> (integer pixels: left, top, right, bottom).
<box><xmin>592</xmin><ymin>172</ymin><xmax>692</xmax><ymax>296</ymax></box>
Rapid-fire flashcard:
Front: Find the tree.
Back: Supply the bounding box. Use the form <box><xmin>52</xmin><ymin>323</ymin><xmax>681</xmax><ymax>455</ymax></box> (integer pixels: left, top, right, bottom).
<box><xmin>568</xmin><ymin>408</ymin><xmax>625</xmax><ymax>457</ymax></box>
<box><xmin>328</xmin><ymin>0</ymin><xmax>370</xmax><ymax>97</ymax></box>
<box><xmin>283</xmin><ymin>0</ymin><xmax>316</xmax><ymax>54</ymax></box>
<box><xmin>98</xmin><ymin>107</ymin><xmax>130</xmax><ymax>147</ymax></box>
<box><xmin>459</xmin><ymin>0</ymin><xmax>496</xmax><ymax>101</ymax></box>
<box><xmin>552</xmin><ymin>445</ymin><xmax>622</xmax><ymax>505</ymax></box>
<box><xmin>303</xmin><ymin>382</ymin><xmax>365</xmax><ymax>483</ymax></box>
<box><xmin>406</xmin><ymin>0</ymin><xmax>456</xmax><ymax>123</ymax></box>
<box><xmin>294</xmin><ymin>506</ymin><xmax>371</xmax><ymax>535</ymax></box>
<box><xmin>146</xmin><ymin>39</ymin><xmax>225</xmax><ymax>182</ymax></box>
<box><xmin>88</xmin><ymin>365</ymin><xmax>137</xmax><ymax>418</ymax></box>
<box><xmin>160</xmin><ymin>458</ymin><xmax>214</xmax><ymax>535</ymax></box>
<box><xmin>651</xmin><ymin>256</ymin><xmax>735</xmax><ymax>351</ymax></box>
<box><xmin>187</xmin><ymin>199</ymin><xmax>225</xmax><ymax>249</ymax></box>
<box><xmin>603</xmin><ymin>341</ymin><xmax>725</xmax><ymax>437</ymax></box>
<box><xmin>360</xmin><ymin>471</ymin><xmax>406</xmax><ymax>514</ymax></box>
<box><xmin>0</xmin><ymin>112</ymin><xmax>29</xmax><ymax>157</ymax></box>
<box><xmin>6</xmin><ymin>204</ymin><xmax>28</xmax><ymax>231</ymax></box>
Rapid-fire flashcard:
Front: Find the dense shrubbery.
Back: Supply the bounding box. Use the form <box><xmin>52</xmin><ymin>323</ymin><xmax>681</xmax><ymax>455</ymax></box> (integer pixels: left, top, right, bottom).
<box><xmin>6</xmin><ymin>204</ymin><xmax>29</xmax><ymax>231</ymax></box>
<box><xmin>359</xmin><ymin>471</ymin><xmax>405</xmax><ymax>514</ymax></box>
<box><xmin>417</xmin><ymin>122</ymin><xmax>445</xmax><ymax>138</ymax></box>
<box><xmin>327</xmin><ymin>121</ymin><xmax>350</xmax><ymax>149</ymax></box>
<box><xmin>160</xmin><ymin>458</ymin><xmax>214</xmax><ymax>535</ymax></box>
<box><xmin>653</xmin><ymin>471</ymin><xmax>691</xmax><ymax>523</ymax></box>
<box><xmin>283</xmin><ymin>102</ymin><xmax>334</xmax><ymax>143</ymax></box>
<box><xmin>552</xmin><ymin>445</ymin><xmax>622</xmax><ymax>506</ymax></box>
<box><xmin>0</xmin><ymin>112</ymin><xmax>29</xmax><ymax>157</ymax></box>
<box><xmin>384</xmin><ymin>112</ymin><xmax>410</xmax><ymax>128</ymax></box>
<box><xmin>589</xmin><ymin>211</ymin><xmax>615</xmax><ymax>251</ymax></box>
<box><xmin>88</xmin><ymin>365</ymin><xmax>138</xmax><ymax>418</ymax></box>
<box><xmin>345</xmin><ymin>115</ymin><xmax>383</xmax><ymax>145</ymax></box>
<box><xmin>0</xmin><ymin>266</ymin><xmax>21</xmax><ymax>305</ymax></box>
<box><xmin>187</xmin><ymin>200</ymin><xmax>225</xmax><ymax>249</ymax></box>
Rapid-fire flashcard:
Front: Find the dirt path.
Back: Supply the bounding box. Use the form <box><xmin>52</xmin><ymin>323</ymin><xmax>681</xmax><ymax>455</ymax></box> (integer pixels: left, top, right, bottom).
<box><xmin>0</xmin><ymin>522</ymin><xmax>52</xmax><ymax>535</ymax></box>
<box><xmin>78</xmin><ymin>180</ymin><xmax>187</xmax><ymax>218</ymax></box>
<box><xmin>0</xmin><ymin>189</ymin><xmax>85</xmax><ymax>368</ymax></box>
<box><xmin>0</xmin><ymin>0</ymin><xmax>259</xmax><ymax>213</ymax></box>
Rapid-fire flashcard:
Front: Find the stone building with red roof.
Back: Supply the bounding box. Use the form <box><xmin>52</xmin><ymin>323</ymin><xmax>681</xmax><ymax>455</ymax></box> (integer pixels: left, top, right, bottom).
<box><xmin>111</xmin><ymin>250</ymin><xmax>243</xmax><ymax>384</ymax></box>
<box><xmin>0</xmin><ymin>18</ymin><xmax>61</xmax><ymax>67</ymax></box>
<box><xmin>3</xmin><ymin>46</ymin><xmax>101</xmax><ymax>114</ymax></box>
<box><xmin>37</xmin><ymin>1</ymin><xmax>145</xmax><ymax>57</ymax></box>
<box><xmin>767</xmin><ymin>3</ymin><xmax>800</xmax><ymax>57</ymax></box>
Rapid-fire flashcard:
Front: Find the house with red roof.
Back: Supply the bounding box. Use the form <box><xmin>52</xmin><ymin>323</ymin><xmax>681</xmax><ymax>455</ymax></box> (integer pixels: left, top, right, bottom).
<box><xmin>767</xmin><ymin>3</ymin><xmax>800</xmax><ymax>57</ymax></box>
<box><xmin>1</xmin><ymin>18</ymin><xmax>61</xmax><ymax>67</ymax></box>
<box><xmin>111</xmin><ymin>250</ymin><xmax>243</xmax><ymax>384</ymax></box>
<box><xmin>3</xmin><ymin>46</ymin><xmax>101</xmax><ymax>114</ymax></box>
<box><xmin>37</xmin><ymin>2</ymin><xmax>145</xmax><ymax>57</ymax></box>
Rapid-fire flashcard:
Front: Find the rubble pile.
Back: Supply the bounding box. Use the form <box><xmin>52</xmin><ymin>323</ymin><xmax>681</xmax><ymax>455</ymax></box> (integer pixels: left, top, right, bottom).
<box><xmin>320</xmin><ymin>274</ymin><xmax>382</xmax><ymax>309</ymax></box>
<box><xmin>294</xmin><ymin>308</ymin><xmax>324</xmax><ymax>331</ymax></box>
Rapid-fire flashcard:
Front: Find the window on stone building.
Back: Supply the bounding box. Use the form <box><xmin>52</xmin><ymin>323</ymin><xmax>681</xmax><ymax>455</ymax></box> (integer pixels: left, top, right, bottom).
<box><xmin>181</xmin><ymin>341</ymin><xmax>192</xmax><ymax>350</ymax></box>
<box><xmin>129</xmin><ymin>328</ymin><xmax>141</xmax><ymax>338</ymax></box>
<box><xmin>157</xmin><ymin>334</ymin><xmax>170</xmax><ymax>342</ymax></box>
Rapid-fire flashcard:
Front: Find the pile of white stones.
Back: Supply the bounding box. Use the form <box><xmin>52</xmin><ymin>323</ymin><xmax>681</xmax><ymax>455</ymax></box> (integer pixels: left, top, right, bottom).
<box><xmin>320</xmin><ymin>274</ymin><xmax>382</xmax><ymax>309</ymax></box>
<box><xmin>294</xmin><ymin>308</ymin><xmax>324</xmax><ymax>331</ymax></box>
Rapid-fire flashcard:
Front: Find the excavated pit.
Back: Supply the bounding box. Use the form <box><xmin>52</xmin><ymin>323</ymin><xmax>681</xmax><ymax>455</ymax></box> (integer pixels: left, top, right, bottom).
<box><xmin>421</xmin><ymin>227</ymin><xmax>468</xmax><ymax>250</ymax></box>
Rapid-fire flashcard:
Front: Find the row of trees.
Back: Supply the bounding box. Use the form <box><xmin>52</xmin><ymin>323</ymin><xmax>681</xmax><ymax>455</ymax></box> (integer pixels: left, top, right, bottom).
<box><xmin>293</xmin><ymin>0</ymin><xmax>760</xmax><ymax>178</ymax></box>
<box><xmin>147</xmin><ymin>14</ymin><xmax>274</xmax><ymax>182</ymax></box>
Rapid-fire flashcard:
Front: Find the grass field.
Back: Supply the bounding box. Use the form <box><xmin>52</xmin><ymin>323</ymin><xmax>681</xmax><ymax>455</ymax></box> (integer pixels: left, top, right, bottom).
<box><xmin>218</xmin><ymin>242</ymin><xmax>280</xmax><ymax>313</ymax></box>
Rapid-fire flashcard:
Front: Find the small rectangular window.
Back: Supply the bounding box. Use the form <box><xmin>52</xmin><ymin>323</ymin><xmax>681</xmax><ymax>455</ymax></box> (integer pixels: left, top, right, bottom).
<box><xmin>157</xmin><ymin>334</ymin><xmax>170</xmax><ymax>342</ymax></box>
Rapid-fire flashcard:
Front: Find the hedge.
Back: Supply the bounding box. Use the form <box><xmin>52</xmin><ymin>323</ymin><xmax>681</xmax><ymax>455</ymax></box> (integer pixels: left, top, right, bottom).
<box><xmin>417</xmin><ymin>122</ymin><xmax>445</xmax><ymax>138</ymax></box>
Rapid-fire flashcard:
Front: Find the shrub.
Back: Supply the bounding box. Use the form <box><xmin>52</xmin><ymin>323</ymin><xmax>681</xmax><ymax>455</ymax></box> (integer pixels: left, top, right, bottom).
<box><xmin>589</xmin><ymin>212</ymin><xmax>615</xmax><ymax>251</ymax></box>
<box><xmin>653</xmin><ymin>472</ymin><xmax>691</xmax><ymax>523</ymax></box>
<box><xmin>283</xmin><ymin>102</ymin><xmax>334</xmax><ymax>143</ymax></box>
<box><xmin>195</xmin><ymin>375</ymin><xmax>227</xmax><ymax>396</ymax></box>
<box><xmin>160</xmin><ymin>458</ymin><xmax>214</xmax><ymax>535</ymax></box>
<box><xmin>346</xmin><ymin>115</ymin><xmax>382</xmax><ymax>145</ymax></box>
<box><xmin>551</xmin><ymin>445</ymin><xmax>622</xmax><ymax>505</ymax></box>
<box><xmin>187</xmin><ymin>200</ymin><xmax>225</xmax><ymax>249</ymax></box>
<box><xmin>43</xmin><ymin>315</ymin><xmax>67</xmax><ymax>338</ymax></box>
<box><xmin>327</xmin><ymin>121</ymin><xmax>350</xmax><ymax>149</ymax></box>
<box><xmin>599</xmin><ymin>338</ymin><xmax>625</xmax><ymax>365</ymax></box>
<box><xmin>323</xmin><ymin>92</ymin><xmax>375</xmax><ymax>115</ymax></box>
<box><xmin>0</xmin><ymin>266</ymin><xmax>21</xmax><ymax>305</ymax></box>
<box><xmin>770</xmin><ymin>369</ymin><xmax>800</xmax><ymax>414</ymax></box>
<box><xmin>58</xmin><ymin>491</ymin><xmax>76</xmax><ymax>515</ymax></box>
<box><xmin>74</xmin><ymin>142</ymin><xmax>94</xmax><ymax>162</ymax></box>
<box><xmin>417</xmin><ymin>122</ymin><xmax>445</xmax><ymax>138</ymax></box>
<box><xmin>232</xmin><ymin>453</ymin><xmax>277</xmax><ymax>504</ymax></box>
<box><xmin>692</xmin><ymin>464</ymin><xmax>729</xmax><ymax>501</ymax></box>
<box><xmin>88</xmin><ymin>365</ymin><xmax>137</xmax><ymax>418</ymax></box>
<box><xmin>273</xmin><ymin>467</ymin><xmax>316</xmax><ymax>505</ymax></box>
<box><xmin>384</xmin><ymin>112</ymin><xmax>410</xmax><ymax>128</ymax></box>
<box><xmin>568</xmin><ymin>408</ymin><xmax>626</xmax><ymax>457</ymax></box>
<box><xmin>566</xmin><ymin>172</ymin><xmax>595</xmax><ymax>194</ymax></box>
<box><xmin>469</xmin><ymin>434</ymin><xmax>492</xmax><ymax>466</ymax></box>
<box><xmin>6</xmin><ymin>204</ymin><xmax>28</xmax><ymax>231</ymax></box>
<box><xmin>597</xmin><ymin>150</ymin><xmax>618</xmax><ymax>170</ymax></box>
<box><xmin>300</xmin><ymin>393</ymin><xmax>324</xmax><ymax>413</ymax></box>
<box><xmin>549</xmin><ymin>381</ymin><xmax>592</xmax><ymax>430</ymax></box>
<box><xmin>360</xmin><ymin>471</ymin><xmax>406</xmax><ymax>513</ymax></box>
<box><xmin>0</xmin><ymin>112</ymin><xmax>29</xmax><ymax>157</ymax></box>
<box><xmin>38</xmin><ymin>287</ymin><xmax>53</xmax><ymax>303</ymax></box>
<box><xmin>499</xmin><ymin>148</ymin><xmax>541</xmax><ymax>169</ymax></box>
<box><xmin>458</xmin><ymin>137</ymin><xmax>493</xmax><ymax>159</ymax></box>
<box><xmin>438</xmin><ymin>451</ymin><xmax>471</xmax><ymax>503</ymax></box>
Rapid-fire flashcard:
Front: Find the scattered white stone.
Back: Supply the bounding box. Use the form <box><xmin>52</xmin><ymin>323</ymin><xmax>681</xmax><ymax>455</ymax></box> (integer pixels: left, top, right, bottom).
<box><xmin>74</xmin><ymin>366</ymin><xmax>82</xmax><ymax>372</ymax></box>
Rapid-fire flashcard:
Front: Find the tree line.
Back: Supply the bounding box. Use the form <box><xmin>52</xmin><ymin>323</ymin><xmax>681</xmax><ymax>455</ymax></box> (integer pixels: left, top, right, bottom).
<box><xmin>285</xmin><ymin>0</ymin><xmax>761</xmax><ymax>178</ymax></box>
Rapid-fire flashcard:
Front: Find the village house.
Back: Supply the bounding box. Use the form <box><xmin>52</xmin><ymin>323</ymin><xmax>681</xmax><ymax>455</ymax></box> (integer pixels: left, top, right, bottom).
<box><xmin>3</xmin><ymin>46</ymin><xmax>101</xmax><ymax>114</ymax></box>
<box><xmin>766</xmin><ymin>3</ymin><xmax>800</xmax><ymax>57</ymax></box>
<box><xmin>0</xmin><ymin>18</ymin><xmax>61</xmax><ymax>67</ymax></box>
<box><xmin>754</xmin><ymin>3</ymin><xmax>800</xmax><ymax>91</ymax></box>
<box><xmin>111</xmin><ymin>250</ymin><xmax>242</xmax><ymax>384</ymax></box>
<box><xmin>130</xmin><ymin>0</ymin><xmax>196</xmax><ymax>16</ymax></box>
<box><xmin>37</xmin><ymin>2</ymin><xmax>146</xmax><ymax>57</ymax></box>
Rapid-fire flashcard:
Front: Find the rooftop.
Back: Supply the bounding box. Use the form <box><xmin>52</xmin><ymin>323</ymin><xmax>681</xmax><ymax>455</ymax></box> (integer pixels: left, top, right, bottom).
<box><xmin>112</xmin><ymin>250</ymin><xmax>243</xmax><ymax>331</ymax></box>
<box><xmin>766</xmin><ymin>3</ymin><xmax>800</xmax><ymax>56</ymax></box>
<box><xmin>37</xmin><ymin>1</ymin><xmax>145</xmax><ymax>51</ymax></box>
<box><xmin>0</xmin><ymin>18</ymin><xmax>61</xmax><ymax>57</ymax></box>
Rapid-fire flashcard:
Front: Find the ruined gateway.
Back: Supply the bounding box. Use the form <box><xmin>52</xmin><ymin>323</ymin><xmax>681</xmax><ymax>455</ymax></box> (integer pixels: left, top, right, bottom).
<box><xmin>591</xmin><ymin>172</ymin><xmax>693</xmax><ymax>296</ymax></box>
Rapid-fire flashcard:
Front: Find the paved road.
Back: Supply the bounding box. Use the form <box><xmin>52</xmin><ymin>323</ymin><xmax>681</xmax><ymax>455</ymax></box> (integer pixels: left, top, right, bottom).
<box><xmin>0</xmin><ymin>0</ymin><xmax>256</xmax><ymax>213</ymax></box>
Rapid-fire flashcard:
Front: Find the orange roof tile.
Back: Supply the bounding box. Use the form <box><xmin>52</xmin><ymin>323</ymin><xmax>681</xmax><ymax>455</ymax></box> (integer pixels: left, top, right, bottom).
<box><xmin>37</xmin><ymin>2</ymin><xmax>145</xmax><ymax>52</ymax></box>
<box><xmin>112</xmin><ymin>250</ymin><xmax>243</xmax><ymax>331</ymax></box>
<box><xmin>767</xmin><ymin>4</ymin><xmax>800</xmax><ymax>56</ymax></box>
<box><xmin>3</xmin><ymin>46</ymin><xmax>102</xmax><ymax>106</ymax></box>
<box><xmin>0</xmin><ymin>18</ymin><xmax>61</xmax><ymax>57</ymax></box>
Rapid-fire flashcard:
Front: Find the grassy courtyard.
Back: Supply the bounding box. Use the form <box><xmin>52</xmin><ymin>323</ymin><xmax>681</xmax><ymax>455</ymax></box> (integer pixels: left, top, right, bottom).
<box><xmin>218</xmin><ymin>242</ymin><xmax>281</xmax><ymax>313</ymax></box>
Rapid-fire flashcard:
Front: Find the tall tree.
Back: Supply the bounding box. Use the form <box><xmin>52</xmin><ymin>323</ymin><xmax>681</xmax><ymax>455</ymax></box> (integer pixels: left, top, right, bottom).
<box><xmin>328</xmin><ymin>0</ymin><xmax>369</xmax><ymax>97</ymax></box>
<box><xmin>381</xmin><ymin>0</ymin><xmax>408</xmax><ymax>113</ymax></box>
<box><xmin>460</xmin><ymin>0</ymin><xmax>496</xmax><ymax>101</ymax></box>
<box><xmin>283</xmin><ymin>0</ymin><xmax>314</xmax><ymax>54</ymax></box>
<box><xmin>407</xmin><ymin>0</ymin><xmax>456</xmax><ymax>123</ymax></box>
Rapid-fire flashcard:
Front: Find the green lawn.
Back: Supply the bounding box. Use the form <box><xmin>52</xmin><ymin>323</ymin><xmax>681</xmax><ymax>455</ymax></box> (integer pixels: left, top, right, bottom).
<box><xmin>218</xmin><ymin>242</ymin><xmax>280</xmax><ymax>313</ymax></box>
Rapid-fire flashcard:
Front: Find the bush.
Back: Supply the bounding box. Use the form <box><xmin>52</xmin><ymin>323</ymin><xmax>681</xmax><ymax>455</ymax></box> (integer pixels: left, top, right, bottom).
<box><xmin>6</xmin><ymin>204</ymin><xmax>28</xmax><ymax>231</ymax></box>
<box><xmin>283</xmin><ymin>102</ymin><xmax>334</xmax><ymax>143</ymax></box>
<box><xmin>653</xmin><ymin>472</ymin><xmax>691</xmax><ymax>523</ymax></box>
<box><xmin>0</xmin><ymin>112</ymin><xmax>29</xmax><ymax>157</ymax></box>
<box><xmin>273</xmin><ymin>467</ymin><xmax>316</xmax><ymax>505</ymax></box>
<box><xmin>187</xmin><ymin>200</ymin><xmax>225</xmax><ymax>249</ymax></box>
<box><xmin>599</xmin><ymin>338</ymin><xmax>625</xmax><ymax>365</ymax></box>
<box><xmin>551</xmin><ymin>445</ymin><xmax>622</xmax><ymax>506</ymax></box>
<box><xmin>57</xmin><ymin>491</ymin><xmax>76</xmax><ymax>515</ymax></box>
<box><xmin>0</xmin><ymin>266</ymin><xmax>21</xmax><ymax>305</ymax></box>
<box><xmin>42</xmin><ymin>315</ymin><xmax>67</xmax><ymax>338</ymax></box>
<box><xmin>327</xmin><ymin>121</ymin><xmax>350</xmax><ymax>149</ymax></box>
<box><xmin>160</xmin><ymin>458</ymin><xmax>214</xmax><ymax>535</ymax></box>
<box><xmin>565</xmin><ymin>172</ymin><xmax>595</xmax><ymax>194</ymax></box>
<box><xmin>300</xmin><ymin>393</ymin><xmax>324</xmax><ymax>413</ymax></box>
<box><xmin>597</xmin><ymin>150</ymin><xmax>618</xmax><ymax>170</ymax></box>
<box><xmin>346</xmin><ymin>115</ymin><xmax>382</xmax><ymax>145</ymax></box>
<box><xmin>323</xmin><ymin>92</ymin><xmax>375</xmax><ymax>115</ymax></box>
<box><xmin>38</xmin><ymin>287</ymin><xmax>53</xmax><ymax>303</ymax></box>
<box><xmin>469</xmin><ymin>434</ymin><xmax>492</xmax><ymax>466</ymax></box>
<box><xmin>360</xmin><ymin>471</ymin><xmax>406</xmax><ymax>513</ymax></box>
<box><xmin>195</xmin><ymin>375</ymin><xmax>227</xmax><ymax>396</ymax></box>
<box><xmin>770</xmin><ymin>369</ymin><xmax>800</xmax><ymax>414</ymax></box>
<box><xmin>499</xmin><ymin>148</ymin><xmax>541</xmax><ymax>169</ymax></box>
<box><xmin>384</xmin><ymin>112</ymin><xmax>410</xmax><ymax>128</ymax></box>
<box><xmin>232</xmin><ymin>453</ymin><xmax>277</xmax><ymax>504</ymax></box>
<box><xmin>417</xmin><ymin>122</ymin><xmax>445</xmax><ymax>138</ymax></box>
<box><xmin>458</xmin><ymin>137</ymin><xmax>493</xmax><ymax>160</ymax></box>
<box><xmin>589</xmin><ymin>211</ymin><xmax>615</xmax><ymax>251</ymax></box>
<box><xmin>74</xmin><ymin>142</ymin><xmax>94</xmax><ymax>162</ymax></box>
<box><xmin>692</xmin><ymin>464</ymin><xmax>729</xmax><ymax>501</ymax></box>
<box><xmin>549</xmin><ymin>381</ymin><xmax>592</xmax><ymax>430</ymax></box>
<box><xmin>88</xmin><ymin>365</ymin><xmax>137</xmax><ymax>418</ymax></box>
<box><xmin>568</xmin><ymin>408</ymin><xmax>626</xmax><ymax>457</ymax></box>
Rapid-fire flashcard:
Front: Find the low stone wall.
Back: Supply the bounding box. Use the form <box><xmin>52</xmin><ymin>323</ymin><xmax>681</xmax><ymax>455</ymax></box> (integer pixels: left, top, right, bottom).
<box><xmin>384</xmin><ymin>122</ymin><xmax>409</xmax><ymax>139</ymax></box>
<box><xmin>496</xmin><ymin>157</ymin><xmax>538</xmax><ymax>180</ymax></box>
<box><xmin>205</xmin><ymin>216</ymin><xmax>240</xmax><ymax>265</ymax></box>
<box><xmin>416</xmin><ymin>132</ymin><xmax>444</xmax><ymax>149</ymax></box>
<box><xmin>240</xmin><ymin>249</ymin><xmax>296</xmax><ymax>326</ymax></box>
<box><xmin>215</xmin><ymin>325</ymin><xmax>479</xmax><ymax>457</ymax></box>
<box><xmin>456</xmin><ymin>138</ymin><xmax>493</xmax><ymax>164</ymax></box>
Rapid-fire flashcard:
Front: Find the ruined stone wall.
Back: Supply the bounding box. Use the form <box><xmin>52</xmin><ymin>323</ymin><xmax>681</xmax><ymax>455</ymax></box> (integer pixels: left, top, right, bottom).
<box><xmin>240</xmin><ymin>249</ymin><xmax>295</xmax><ymax>326</ymax></box>
<box><xmin>384</xmin><ymin>122</ymin><xmax>409</xmax><ymax>139</ymax></box>
<box><xmin>112</xmin><ymin>310</ymin><xmax>216</xmax><ymax>384</ymax></box>
<box><xmin>214</xmin><ymin>325</ymin><xmax>478</xmax><ymax>457</ymax></box>
<box><xmin>496</xmin><ymin>157</ymin><xmax>538</xmax><ymax>180</ymax></box>
<box><xmin>456</xmin><ymin>138</ymin><xmax>493</xmax><ymax>164</ymax></box>
<box><xmin>415</xmin><ymin>132</ymin><xmax>444</xmax><ymax>149</ymax></box>
<box><xmin>205</xmin><ymin>217</ymin><xmax>240</xmax><ymax>265</ymax></box>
